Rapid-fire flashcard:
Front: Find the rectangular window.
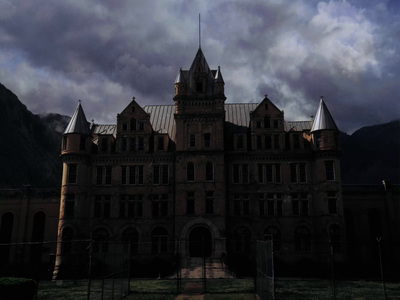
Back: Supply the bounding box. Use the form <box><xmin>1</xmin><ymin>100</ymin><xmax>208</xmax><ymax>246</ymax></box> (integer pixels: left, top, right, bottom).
<box><xmin>204</xmin><ymin>133</ymin><xmax>211</xmax><ymax>148</ymax></box>
<box><xmin>258</xmin><ymin>164</ymin><xmax>281</xmax><ymax>183</ymax></box>
<box><xmin>292</xmin><ymin>193</ymin><xmax>308</xmax><ymax>216</ymax></box>
<box><xmin>67</xmin><ymin>164</ymin><xmax>77</xmax><ymax>184</ymax></box>
<box><xmin>121</xmin><ymin>166</ymin><xmax>144</xmax><ymax>185</ymax></box>
<box><xmin>273</xmin><ymin>120</ymin><xmax>279</xmax><ymax>129</ymax></box>
<box><xmin>259</xmin><ymin>193</ymin><xmax>283</xmax><ymax>216</ymax></box>
<box><xmin>299</xmin><ymin>164</ymin><xmax>307</xmax><ymax>183</ymax></box>
<box><xmin>325</xmin><ymin>161</ymin><xmax>335</xmax><ymax>181</ymax></box>
<box><xmin>290</xmin><ymin>163</ymin><xmax>307</xmax><ymax>183</ymax></box>
<box><xmin>152</xmin><ymin>194</ymin><xmax>169</xmax><ymax>217</ymax></box>
<box><xmin>237</xmin><ymin>135</ymin><xmax>244</xmax><ymax>150</ymax></box>
<box><xmin>96</xmin><ymin>166</ymin><xmax>112</xmax><ymax>185</ymax></box>
<box><xmin>138</xmin><ymin>137</ymin><xmax>144</xmax><ymax>151</ymax></box>
<box><xmin>94</xmin><ymin>195</ymin><xmax>111</xmax><ymax>218</ymax></box>
<box><xmin>105</xmin><ymin>166</ymin><xmax>112</xmax><ymax>185</ymax></box>
<box><xmin>205</xmin><ymin>191</ymin><xmax>214</xmax><ymax>214</ymax></box>
<box><xmin>153</xmin><ymin>165</ymin><xmax>169</xmax><ymax>185</ymax></box>
<box><xmin>189</xmin><ymin>134</ymin><xmax>196</xmax><ymax>148</ymax></box>
<box><xmin>158</xmin><ymin>137</ymin><xmax>165</xmax><ymax>151</ymax></box>
<box><xmin>265</xmin><ymin>135</ymin><xmax>272</xmax><ymax>149</ymax></box>
<box><xmin>80</xmin><ymin>136</ymin><xmax>86</xmax><ymax>151</ymax></box>
<box><xmin>120</xmin><ymin>194</ymin><xmax>143</xmax><ymax>218</ymax></box>
<box><xmin>139</xmin><ymin>122</ymin><xmax>144</xmax><ymax>131</ymax></box>
<box><xmin>65</xmin><ymin>194</ymin><xmax>75</xmax><ymax>217</ymax></box>
<box><xmin>121</xmin><ymin>137</ymin><xmax>127</xmax><ymax>151</ymax></box>
<box><xmin>186</xmin><ymin>192</ymin><xmax>195</xmax><ymax>214</ymax></box>
<box><xmin>274</xmin><ymin>135</ymin><xmax>280</xmax><ymax>149</ymax></box>
<box><xmin>257</xmin><ymin>135</ymin><xmax>262</xmax><ymax>149</ymax></box>
<box><xmin>234</xmin><ymin>193</ymin><xmax>249</xmax><ymax>216</ymax></box>
<box><xmin>256</xmin><ymin>121</ymin><xmax>262</xmax><ymax>129</ymax></box>
<box><xmin>129</xmin><ymin>137</ymin><xmax>136</xmax><ymax>151</ymax></box>
<box><xmin>328</xmin><ymin>192</ymin><xmax>337</xmax><ymax>214</ymax></box>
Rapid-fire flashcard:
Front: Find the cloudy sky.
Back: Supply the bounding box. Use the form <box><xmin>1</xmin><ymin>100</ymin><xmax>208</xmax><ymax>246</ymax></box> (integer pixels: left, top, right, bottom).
<box><xmin>0</xmin><ymin>0</ymin><xmax>399</xmax><ymax>134</ymax></box>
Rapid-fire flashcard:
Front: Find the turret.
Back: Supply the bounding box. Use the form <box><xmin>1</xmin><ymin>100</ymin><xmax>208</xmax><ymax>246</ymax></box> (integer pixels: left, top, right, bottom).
<box><xmin>174</xmin><ymin>68</ymin><xmax>187</xmax><ymax>97</ymax></box>
<box><xmin>310</xmin><ymin>97</ymin><xmax>339</xmax><ymax>150</ymax></box>
<box><xmin>213</xmin><ymin>66</ymin><xmax>225</xmax><ymax>96</ymax></box>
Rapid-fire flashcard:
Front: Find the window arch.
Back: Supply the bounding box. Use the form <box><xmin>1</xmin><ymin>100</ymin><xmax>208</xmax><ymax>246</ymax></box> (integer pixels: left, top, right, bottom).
<box><xmin>151</xmin><ymin>227</ymin><xmax>168</xmax><ymax>254</ymax></box>
<box><xmin>264</xmin><ymin>227</ymin><xmax>281</xmax><ymax>251</ymax></box>
<box><xmin>93</xmin><ymin>228</ymin><xmax>109</xmax><ymax>253</ymax></box>
<box><xmin>187</xmin><ymin>162</ymin><xmax>195</xmax><ymax>181</ymax></box>
<box><xmin>0</xmin><ymin>213</ymin><xmax>14</xmax><ymax>265</ymax></box>
<box><xmin>30</xmin><ymin>212</ymin><xmax>46</xmax><ymax>262</ymax></box>
<box><xmin>294</xmin><ymin>227</ymin><xmax>311</xmax><ymax>252</ymax></box>
<box><xmin>234</xmin><ymin>227</ymin><xmax>252</xmax><ymax>252</ymax></box>
<box><xmin>62</xmin><ymin>227</ymin><xmax>74</xmax><ymax>254</ymax></box>
<box><xmin>206</xmin><ymin>162</ymin><xmax>214</xmax><ymax>181</ymax></box>
<box><xmin>122</xmin><ymin>227</ymin><xmax>139</xmax><ymax>253</ymax></box>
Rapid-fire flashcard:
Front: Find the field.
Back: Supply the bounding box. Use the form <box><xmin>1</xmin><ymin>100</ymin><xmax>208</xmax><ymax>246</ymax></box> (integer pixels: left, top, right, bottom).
<box><xmin>36</xmin><ymin>278</ymin><xmax>400</xmax><ymax>300</ymax></box>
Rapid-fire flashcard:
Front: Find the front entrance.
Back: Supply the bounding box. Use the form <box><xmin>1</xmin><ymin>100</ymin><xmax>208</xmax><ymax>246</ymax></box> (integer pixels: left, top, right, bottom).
<box><xmin>189</xmin><ymin>226</ymin><xmax>212</xmax><ymax>257</ymax></box>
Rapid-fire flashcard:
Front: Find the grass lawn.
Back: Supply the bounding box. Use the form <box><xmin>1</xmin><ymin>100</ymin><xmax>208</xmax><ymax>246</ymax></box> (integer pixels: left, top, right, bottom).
<box><xmin>36</xmin><ymin>278</ymin><xmax>400</xmax><ymax>300</ymax></box>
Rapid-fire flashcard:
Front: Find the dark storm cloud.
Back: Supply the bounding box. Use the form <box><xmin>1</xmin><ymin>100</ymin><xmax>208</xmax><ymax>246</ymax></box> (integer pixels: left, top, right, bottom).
<box><xmin>0</xmin><ymin>0</ymin><xmax>399</xmax><ymax>133</ymax></box>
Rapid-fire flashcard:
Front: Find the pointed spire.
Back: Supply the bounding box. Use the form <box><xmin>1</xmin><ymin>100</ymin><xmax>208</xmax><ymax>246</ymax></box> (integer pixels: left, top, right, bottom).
<box><xmin>310</xmin><ymin>97</ymin><xmax>339</xmax><ymax>132</ymax></box>
<box><xmin>175</xmin><ymin>68</ymin><xmax>186</xmax><ymax>84</ymax></box>
<box><xmin>214</xmin><ymin>66</ymin><xmax>224</xmax><ymax>84</ymax></box>
<box><xmin>64</xmin><ymin>101</ymin><xmax>91</xmax><ymax>135</ymax></box>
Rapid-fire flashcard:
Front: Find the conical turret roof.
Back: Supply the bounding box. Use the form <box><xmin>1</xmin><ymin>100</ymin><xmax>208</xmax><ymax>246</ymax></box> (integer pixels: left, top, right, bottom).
<box><xmin>214</xmin><ymin>66</ymin><xmax>224</xmax><ymax>83</ymax></box>
<box><xmin>175</xmin><ymin>68</ymin><xmax>186</xmax><ymax>84</ymax></box>
<box><xmin>310</xmin><ymin>98</ymin><xmax>338</xmax><ymax>132</ymax></box>
<box><xmin>64</xmin><ymin>101</ymin><xmax>91</xmax><ymax>135</ymax></box>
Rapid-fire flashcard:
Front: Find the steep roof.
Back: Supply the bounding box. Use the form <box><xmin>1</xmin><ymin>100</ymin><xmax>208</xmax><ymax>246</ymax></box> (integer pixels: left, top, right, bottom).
<box><xmin>64</xmin><ymin>102</ymin><xmax>91</xmax><ymax>135</ymax></box>
<box><xmin>310</xmin><ymin>98</ymin><xmax>339</xmax><ymax>132</ymax></box>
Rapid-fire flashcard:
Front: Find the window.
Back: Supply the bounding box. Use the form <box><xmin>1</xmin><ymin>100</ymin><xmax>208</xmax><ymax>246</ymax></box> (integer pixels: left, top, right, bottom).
<box><xmin>264</xmin><ymin>116</ymin><xmax>271</xmax><ymax>129</ymax></box>
<box><xmin>233</xmin><ymin>193</ymin><xmax>250</xmax><ymax>216</ymax></box>
<box><xmin>94</xmin><ymin>195</ymin><xmax>111</xmax><ymax>218</ymax></box>
<box><xmin>294</xmin><ymin>227</ymin><xmax>311</xmax><ymax>252</ymax></box>
<box><xmin>206</xmin><ymin>162</ymin><xmax>214</xmax><ymax>181</ymax></box>
<box><xmin>259</xmin><ymin>193</ymin><xmax>283</xmax><ymax>216</ymax></box>
<box><xmin>204</xmin><ymin>133</ymin><xmax>211</xmax><ymax>148</ymax></box>
<box><xmin>93</xmin><ymin>228</ymin><xmax>109</xmax><ymax>253</ymax></box>
<box><xmin>290</xmin><ymin>163</ymin><xmax>307</xmax><ymax>183</ymax></box>
<box><xmin>292</xmin><ymin>193</ymin><xmax>308</xmax><ymax>216</ymax></box>
<box><xmin>328</xmin><ymin>192</ymin><xmax>337</xmax><ymax>214</ymax></box>
<box><xmin>196</xmin><ymin>80</ymin><xmax>203</xmax><ymax>93</ymax></box>
<box><xmin>122</xmin><ymin>122</ymin><xmax>128</xmax><ymax>131</ymax></box>
<box><xmin>96</xmin><ymin>166</ymin><xmax>112</xmax><ymax>185</ymax></box>
<box><xmin>315</xmin><ymin>133</ymin><xmax>321</xmax><ymax>148</ymax></box>
<box><xmin>67</xmin><ymin>164</ymin><xmax>77</xmax><ymax>184</ymax></box>
<box><xmin>256</xmin><ymin>135</ymin><xmax>262</xmax><ymax>149</ymax></box>
<box><xmin>325</xmin><ymin>161</ymin><xmax>335</xmax><ymax>181</ymax></box>
<box><xmin>232</xmin><ymin>164</ymin><xmax>248</xmax><ymax>184</ymax></box>
<box><xmin>138</xmin><ymin>137</ymin><xmax>144</xmax><ymax>151</ymax></box>
<box><xmin>265</xmin><ymin>135</ymin><xmax>272</xmax><ymax>149</ymax></box>
<box><xmin>79</xmin><ymin>136</ymin><xmax>86</xmax><ymax>151</ymax></box>
<box><xmin>121</xmin><ymin>137</ymin><xmax>127</xmax><ymax>151</ymax></box>
<box><xmin>256</xmin><ymin>121</ymin><xmax>262</xmax><ymax>129</ymax></box>
<box><xmin>205</xmin><ymin>191</ymin><xmax>214</xmax><ymax>214</ymax></box>
<box><xmin>129</xmin><ymin>137</ymin><xmax>136</xmax><ymax>151</ymax></box>
<box><xmin>62</xmin><ymin>136</ymin><xmax>67</xmax><ymax>150</ymax></box>
<box><xmin>64</xmin><ymin>194</ymin><xmax>75</xmax><ymax>217</ymax></box>
<box><xmin>258</xmin><ymin>164</ymin><xmax>281</xmax><ymax>183</ymax></box>
<box><xmin>237</xmin><ymin>135</ymin><xmax>244</xmax><ymax>149</ymax></box>
<box><xmin>139</xmin><ymin>122</ymin><xmax>144</xmax><ymax>131</ymax></box>
<box><xmin>187</xmin><ymin>162</ymin><xmax>195</xmax><ymax>181</ymax></box>
<box><xmin>235</xmin><ymin>227</ymin><xmax>251</xmax><ymax>252</ymax></box>
<box><xmin>153</xmin><ymin>165</ymin><xmax>169</xmax><ymax>185</ymax></box>
<box><xmin>130</xmin><ymin>118</ymin><xmax>136</xmax><ymax>131</ymax></box>
<box><xmin>119</xmin><ymin>194</ymin><xmax>143</xmax><ymax>218</ymax></box>
<box><xmin>152</xmin><ymin>194</ymin><xmax>168</xmax><ymax>217</ymax></box>
<box><xmin>273</xmin><ymin>120</ymin><xmax>279</xmax><ymax>128</ymax></box>
<box><xmin>273</xmin><ymin>134</ymin><xmax>280</xmax><ymax>149</ymax></box>
<box><xmin>189</xmin><ymin>134</ymin><xmax>196</xmax><ymax>148</ymax></box>
<box><xmin>293</xmin><ymin>134</ymin><xmax>300</xmax><ymax>149</ymax></box>
<box><xmin>121</xmin><ymin>166</ymin><xmax>144</xmax><ymax>185</ymax></box>
<box><xmin>186</xmin><ymin>192</ymin><xmax>195</xmax><ymax>214</ymax></box>
<box><xmin>158</xmin><ymin>137</ymin><xmax>165</xmax><ymax>151</ymax></box>
<box><xmin>151</xmin><ymin>227</ymin><xmax>168</xmax><ymax>254</ymax></box>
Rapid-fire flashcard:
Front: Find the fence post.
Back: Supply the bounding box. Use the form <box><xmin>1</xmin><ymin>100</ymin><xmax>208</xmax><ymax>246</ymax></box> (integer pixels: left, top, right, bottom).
<box><xmin>330</xmin><ymin>240</ymin><xmax>336</xmax><ymax>300</ymax></box>
<box><xmin>87</xmin><ymin>239</ymin><xmax>93</xmax><ymax>300</ymax></box>
<box><xmin>376</xmin><ymin>237</ymin><xmax>387</xmax><ymax>300</ymax></box>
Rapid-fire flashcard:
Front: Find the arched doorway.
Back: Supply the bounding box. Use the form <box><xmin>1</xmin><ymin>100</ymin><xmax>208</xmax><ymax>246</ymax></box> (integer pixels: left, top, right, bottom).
<box><xmin>189</xmin><ymin>227</ymin><xmax>212</xmax><ymax>257</ymax></box>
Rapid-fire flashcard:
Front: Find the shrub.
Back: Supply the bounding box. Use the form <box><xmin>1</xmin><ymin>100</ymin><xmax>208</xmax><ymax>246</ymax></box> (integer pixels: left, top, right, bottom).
<box><xmin>0</xmin><ymin>277</ymin><xmax>37</xmax><ymax>300</ymax></box>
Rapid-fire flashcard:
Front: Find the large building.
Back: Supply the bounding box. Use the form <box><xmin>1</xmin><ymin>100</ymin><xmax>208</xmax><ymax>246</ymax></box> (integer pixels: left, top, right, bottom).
<box><xmin>52</xmin><ymin>47</ymin><xmax>347</xmax><ymax>277</ymax></box>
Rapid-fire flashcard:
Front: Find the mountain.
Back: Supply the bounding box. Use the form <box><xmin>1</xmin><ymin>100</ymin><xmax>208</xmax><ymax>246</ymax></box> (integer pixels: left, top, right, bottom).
<box><xmin>340</xmin><ymin>120</ymin><xmax>400</xmax><ymax>184</ymax></box>
<box><xmin>0</xmin><ymin>83</ymin><xmax>69</xmax><ymax>188</ymax></box>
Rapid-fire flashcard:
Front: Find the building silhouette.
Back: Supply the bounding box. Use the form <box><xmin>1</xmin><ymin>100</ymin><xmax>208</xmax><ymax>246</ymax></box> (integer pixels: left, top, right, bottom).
<box><xmin>52</xmin><ymin>47</ymin><xmax>347</xmax><ymax>277</ymax></box>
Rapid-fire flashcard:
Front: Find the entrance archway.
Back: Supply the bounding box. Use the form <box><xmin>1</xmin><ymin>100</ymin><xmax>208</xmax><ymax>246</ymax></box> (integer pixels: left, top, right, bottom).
<box><xmin>189</xmin><ymin>226</ymin><xmax>212</xmax><ymax>257</ymax></box>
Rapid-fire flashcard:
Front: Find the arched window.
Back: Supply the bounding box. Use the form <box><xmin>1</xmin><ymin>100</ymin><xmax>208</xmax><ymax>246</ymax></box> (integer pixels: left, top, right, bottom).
<box><xmin>151</xmin><ymin>227</ymin><xmax>168</xmax><ymax>254</ymax></box>
<box><xmin>122</xmin><ymin>227</ymin><xmax>139</xmax><ymax>254</ymax></box>
<box><xmin>187</xmin><ymin>162</ymin><xmax>195</xmax><ymax>182</ymax></box>
<box><xmin>62</xmin><ymin>227</ymin><xmax>74</xmax><ymax>254</ymax></box>
<box><xmin>93</xmin><ymin>228</ymin><xmax>109</xmax><ymax>253</ymax></box>
<box><xmin>294</xmin><ymin>227</ymin><xmax>311</xmax><ymax>252</ymax></box>
<box><xmin>0</xmin><ymin>213</ymin><xmax>13</xmax><ymax>265</ymax></box>
<box><xmin>264</xmin><ymin>227</ymin><xmax>281</xmax><ymax>251</ymax></box>
<box><xmin>30</xmin><ymin>212</ymin><xmax>46</xmax><ymax>262</ymax></box>
<box><xmin>206</xmin><ymin>162</ymin><xmax>214</xmax><ymax>181</ymax></box>
<box><xmin>234</xmin><ymin>227</ymin><xmax>252</xmax><ymax>252</ymax></box>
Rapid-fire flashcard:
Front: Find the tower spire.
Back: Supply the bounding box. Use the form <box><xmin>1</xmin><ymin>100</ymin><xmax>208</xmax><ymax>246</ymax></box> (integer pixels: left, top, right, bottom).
<box><xmin>199</xmin><ymin>13</ymin><xmax>201</xmax><ymax>48</ymax></box>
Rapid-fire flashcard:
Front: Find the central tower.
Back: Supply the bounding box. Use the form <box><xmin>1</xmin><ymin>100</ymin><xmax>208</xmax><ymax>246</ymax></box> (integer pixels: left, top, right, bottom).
<box><xmin>173</xmin><ymin>48</ymin><xmax>227</xmax><ymax>258</ymax></box>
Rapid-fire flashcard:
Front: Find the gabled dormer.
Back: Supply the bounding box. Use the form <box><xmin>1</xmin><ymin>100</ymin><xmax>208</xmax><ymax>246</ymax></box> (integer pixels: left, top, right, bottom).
<box><xmin>117</xmin><ymin>97</ymin><xmax>152</xmax><ymax>152</ymax></box>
